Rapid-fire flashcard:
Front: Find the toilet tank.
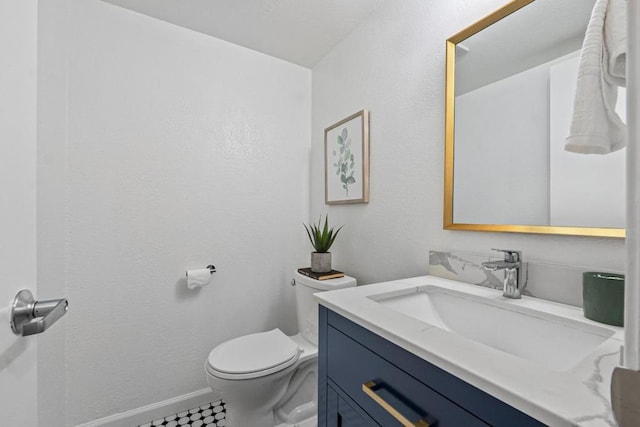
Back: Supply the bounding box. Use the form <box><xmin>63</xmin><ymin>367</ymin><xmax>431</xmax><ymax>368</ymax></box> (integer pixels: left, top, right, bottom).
<box><xmin>294</xmin><ymin>272</ymin><xmax>356</xmax><ymax>346</ymax></box>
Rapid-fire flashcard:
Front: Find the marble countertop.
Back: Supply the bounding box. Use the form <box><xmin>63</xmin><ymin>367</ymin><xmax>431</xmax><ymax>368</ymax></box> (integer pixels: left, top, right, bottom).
<box><xmin>315</xmin><ymin>275</ymin><xmax>623</xmax><ymax>427</ymax></box>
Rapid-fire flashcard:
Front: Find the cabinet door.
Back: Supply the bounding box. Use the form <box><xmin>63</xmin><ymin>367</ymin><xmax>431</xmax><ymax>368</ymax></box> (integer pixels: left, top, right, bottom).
<box><xmin>327</xmin><ymin>326</ymin><xmax>488</xmax><ymax>426</ymax></box>
<box><xmin>327</xmin><ymin>386</ymin><xmax>379</xmax><ymax>427</ymax></box>
<box><xmin>338</xmin><ymin>397</ymin><xmax>378</xmax><ymax>427</ymax></box>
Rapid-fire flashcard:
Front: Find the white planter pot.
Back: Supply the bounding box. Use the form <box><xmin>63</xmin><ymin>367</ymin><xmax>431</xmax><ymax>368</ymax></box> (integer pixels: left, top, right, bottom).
<box><xmin>311</xmin><ymin>252</ymin><xmax>332</xmax><ymax>273</ymax></box>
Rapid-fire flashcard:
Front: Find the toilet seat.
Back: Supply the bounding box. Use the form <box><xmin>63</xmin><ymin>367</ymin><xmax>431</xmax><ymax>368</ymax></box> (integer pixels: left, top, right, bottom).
<box><xmin>206</xmin><ymin>329</ymin><xmax>301</xmax><ymax>380</ymax></box>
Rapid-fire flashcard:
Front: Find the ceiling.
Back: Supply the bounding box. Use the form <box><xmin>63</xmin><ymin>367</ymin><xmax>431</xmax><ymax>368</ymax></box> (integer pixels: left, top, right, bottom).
<box><xmin>101</xmin><ymin>0</ymin><xmax>384</xmax><ymax>68</ymax></box>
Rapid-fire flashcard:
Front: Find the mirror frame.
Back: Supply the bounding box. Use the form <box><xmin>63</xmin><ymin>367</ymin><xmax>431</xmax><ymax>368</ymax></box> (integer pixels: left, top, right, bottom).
<box><xmin>443</xmin><ymin>0</ymin><xmax>625</xmax><ymax>238</ymax></box>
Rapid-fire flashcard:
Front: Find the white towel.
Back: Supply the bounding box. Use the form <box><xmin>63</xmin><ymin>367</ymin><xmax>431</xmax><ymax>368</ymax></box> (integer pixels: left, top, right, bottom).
<box><xmin>565</xmin><ymin>0</ymin><xmax>627</xmax><ymax>154</ymax></box>
<box><xmin>605</xmin><ymin>0</ymin><xmax>627</xmax><ymax>87</ymax></box>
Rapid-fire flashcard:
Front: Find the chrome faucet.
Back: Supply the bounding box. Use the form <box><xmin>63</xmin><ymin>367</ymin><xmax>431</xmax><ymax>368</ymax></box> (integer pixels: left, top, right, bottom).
<box><xmin>481</xmin><ymin>249</ymin><xmax>525</xmax><ymax>299</ymax></box>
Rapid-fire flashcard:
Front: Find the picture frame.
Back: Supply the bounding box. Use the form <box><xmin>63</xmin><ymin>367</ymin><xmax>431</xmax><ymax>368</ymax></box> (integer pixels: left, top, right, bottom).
<box><xmin>324</xmin><ymin>110</ymin><xmax>370</xmax><ymax>205</ymax></box>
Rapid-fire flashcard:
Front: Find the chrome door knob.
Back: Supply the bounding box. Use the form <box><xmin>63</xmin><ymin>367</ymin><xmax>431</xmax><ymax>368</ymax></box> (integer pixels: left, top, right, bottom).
<box><xmin>10</xmin><ymin>289</ymin><xmax>69</xmax><ymax>336</ymax></box>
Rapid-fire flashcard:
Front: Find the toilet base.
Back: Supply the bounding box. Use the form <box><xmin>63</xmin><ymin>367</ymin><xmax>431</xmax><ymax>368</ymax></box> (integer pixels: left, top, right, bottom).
<box><xmin>274</xmin><ymin>357</ymin><xmax>317</xmax><ymax>426</ymax></box>
<box><xmin>275</xmin><ymin>415</ymin><xmax>317</xmax><ymax>427</ymax></box>
<box><xmin>224</xmin><ymin>402</ymin><xmax>278</xmax><ymax>427</ymax></box>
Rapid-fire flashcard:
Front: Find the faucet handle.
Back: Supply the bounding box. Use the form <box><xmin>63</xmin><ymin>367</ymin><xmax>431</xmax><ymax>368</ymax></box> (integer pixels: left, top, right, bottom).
<box><xmin>490</xmin><ymin>248</ymin><xmax>521</xmax><ymax>263</ymax></box>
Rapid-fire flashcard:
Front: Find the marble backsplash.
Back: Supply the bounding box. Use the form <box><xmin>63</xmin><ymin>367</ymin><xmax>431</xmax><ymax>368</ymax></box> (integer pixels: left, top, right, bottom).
<box><xmin>428</xmin><ymin>250</ymin><xmax>623</xmax><ymax>307</ymax></box>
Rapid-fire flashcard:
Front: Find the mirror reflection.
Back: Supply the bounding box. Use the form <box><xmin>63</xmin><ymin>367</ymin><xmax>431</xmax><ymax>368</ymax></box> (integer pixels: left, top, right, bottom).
<box><xmin>447</xmin><ymin>0</ymin><xmax>626</xmax><ymax>235</ymax></box>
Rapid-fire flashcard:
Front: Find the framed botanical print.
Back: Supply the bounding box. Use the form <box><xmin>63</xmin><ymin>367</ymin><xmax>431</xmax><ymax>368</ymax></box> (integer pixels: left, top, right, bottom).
<box><xmin>324</xmin><ymin>110</ymin><xmax>370</xmax><ymax>204</ymax></box>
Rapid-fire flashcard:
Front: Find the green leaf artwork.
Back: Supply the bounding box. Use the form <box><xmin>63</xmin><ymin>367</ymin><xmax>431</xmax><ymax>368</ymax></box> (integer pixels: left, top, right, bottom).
<box><xmin>333</xmin><ymin>127</ymin><xmax>356</xmax><ymax>196</ymax></box>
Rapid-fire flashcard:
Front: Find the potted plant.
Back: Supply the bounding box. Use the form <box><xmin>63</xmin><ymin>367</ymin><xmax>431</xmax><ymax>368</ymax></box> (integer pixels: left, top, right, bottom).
<box><xmin>303</xmin><ymin>215</ymin><xmax>343</xmax><ymax>273</ymax></box>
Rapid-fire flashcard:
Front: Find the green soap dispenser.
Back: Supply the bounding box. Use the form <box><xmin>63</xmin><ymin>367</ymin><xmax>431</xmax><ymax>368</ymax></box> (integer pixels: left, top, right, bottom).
<box><xmin>582</xmin><ymin>272</ymin><xmax>624</xmax><ymax>327</ymax></box>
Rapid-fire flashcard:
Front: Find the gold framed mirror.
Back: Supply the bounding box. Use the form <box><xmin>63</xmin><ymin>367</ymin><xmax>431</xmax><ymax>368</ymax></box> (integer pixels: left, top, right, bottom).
<box><xmin>444</xmin><ymin>0</ymin><xmax>625</xmax><ymax>238</ymax></box>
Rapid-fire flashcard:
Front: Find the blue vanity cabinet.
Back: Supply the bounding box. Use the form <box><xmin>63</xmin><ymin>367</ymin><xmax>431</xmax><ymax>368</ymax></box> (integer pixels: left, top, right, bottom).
<box><xmin>318</xmin><ymin>306</ymin><xmax>546</xmax><ymax>427</ymax></box>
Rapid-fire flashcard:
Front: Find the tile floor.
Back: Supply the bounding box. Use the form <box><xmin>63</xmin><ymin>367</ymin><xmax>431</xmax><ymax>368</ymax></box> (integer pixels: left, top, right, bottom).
<box><xmin>139</xmin><ymin>401</ymin><xmax>227</xmax><ymax>427</ymax></box>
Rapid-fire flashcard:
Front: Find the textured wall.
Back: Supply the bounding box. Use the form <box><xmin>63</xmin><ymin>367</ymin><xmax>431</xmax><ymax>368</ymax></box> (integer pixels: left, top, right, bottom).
<box><xmin>310</xmin><ymin>0</ymin><xmax>625</xmax><ymax>288</ymax></box>
<box><xmin>51</xmin><ymin>0</ymin><xmax>311</xmax><ymax>424</ymax></box>
<box><xmin>37</xmin><ymin>1</ymin><xmax>69</xmax><ymax>426</ymax></box>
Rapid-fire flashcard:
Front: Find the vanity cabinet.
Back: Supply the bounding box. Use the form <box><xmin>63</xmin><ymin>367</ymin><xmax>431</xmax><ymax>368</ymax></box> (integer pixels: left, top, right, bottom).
<box><xmin>318</xmin><ymin>306</ymin><xmax>545</xmax><ymax>427</ymax></box>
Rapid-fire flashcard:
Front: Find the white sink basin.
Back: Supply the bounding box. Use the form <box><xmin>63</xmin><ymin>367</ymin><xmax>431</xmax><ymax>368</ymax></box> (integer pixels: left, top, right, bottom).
<box><xmin>369</xmin><ymin>285</ymin><xmax>615</xmax><ymax>372</ymax></box>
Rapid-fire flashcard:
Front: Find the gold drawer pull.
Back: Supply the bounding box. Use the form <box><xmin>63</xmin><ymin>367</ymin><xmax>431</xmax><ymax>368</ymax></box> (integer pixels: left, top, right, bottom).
<box><xmin>362</xmin><ymin>381</ymin><xmax>430</xmax><ymax>427</ymax></box>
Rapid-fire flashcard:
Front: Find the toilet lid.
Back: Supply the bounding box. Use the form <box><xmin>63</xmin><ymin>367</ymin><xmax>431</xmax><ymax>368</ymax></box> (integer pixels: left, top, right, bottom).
<box><xmin>207</xmin><ymin>329</ymin><xmax>300</xmax><ymax>379</ymax></box>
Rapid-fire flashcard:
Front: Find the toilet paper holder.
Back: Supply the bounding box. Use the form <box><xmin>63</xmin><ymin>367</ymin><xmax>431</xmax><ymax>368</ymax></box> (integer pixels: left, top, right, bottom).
<box><xmin>185</xmin><ymin>264</ymin><xmax>216</xmax><ymax>277</ymax></box>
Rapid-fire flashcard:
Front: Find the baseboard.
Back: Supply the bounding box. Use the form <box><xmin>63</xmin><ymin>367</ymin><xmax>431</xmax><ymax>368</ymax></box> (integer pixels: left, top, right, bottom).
<box><xmin>76</xmin><ymin>388</ymin><xmax>217</xmax><ymax>427</ymax></box>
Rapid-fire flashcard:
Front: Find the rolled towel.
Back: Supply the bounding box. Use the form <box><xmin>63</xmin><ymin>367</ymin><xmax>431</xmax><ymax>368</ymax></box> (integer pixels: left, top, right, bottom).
<box><xmin>565</xmin><ymin>0</ymin><xmax>627</xmax><ymax>154</ymax></box>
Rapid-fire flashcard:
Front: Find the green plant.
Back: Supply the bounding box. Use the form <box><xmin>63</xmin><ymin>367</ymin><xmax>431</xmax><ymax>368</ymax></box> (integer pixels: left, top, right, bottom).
<box><xmin>303</xmin><ymin>215</ymin><xmax>343</xmax><ymax>253</ymax></box>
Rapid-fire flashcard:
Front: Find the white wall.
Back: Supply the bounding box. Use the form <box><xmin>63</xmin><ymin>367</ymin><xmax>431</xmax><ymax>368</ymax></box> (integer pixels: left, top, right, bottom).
<box><xmin>454</xmin><ymin>63</ymin><xmax>550</xmax><ymax>225</ymax></box>
<box><xmin>37</xmin><ymin>1</ymin><xmax>70</xmax><ymax>425</ymax></box>
<box><xmin>310</xmin><ymin>0</ymin><xmax>624</xmax><ymax>288</ymax></box>
<box><xmin>39</xmin><ymin>0</ymin><xmax>311</xmax><ymax>424</ymax></box>
<box><xmin>0</xmin><ymin>0</ymin><xmax>38</xmax><ymax>425</ymax></box>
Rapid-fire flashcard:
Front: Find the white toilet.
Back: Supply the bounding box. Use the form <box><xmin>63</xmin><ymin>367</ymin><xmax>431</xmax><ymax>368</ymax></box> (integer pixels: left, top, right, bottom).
<box><xmin>205</xmin><ymin>272</ymin><xmax>356</xmax><ymax>427</ymax></box>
